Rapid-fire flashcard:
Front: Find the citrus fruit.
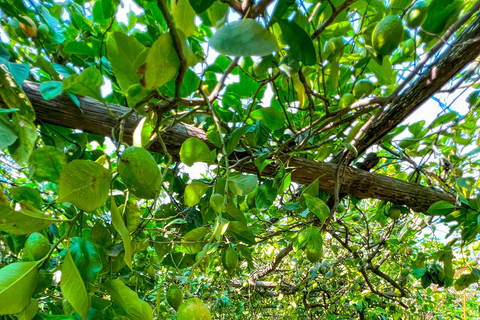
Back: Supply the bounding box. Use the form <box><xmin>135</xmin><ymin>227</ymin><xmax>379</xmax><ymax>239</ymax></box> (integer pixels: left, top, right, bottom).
<box><xmin>405</xmin><ymin>247</ymin><xmax>413</xmax><ymax>255</ymax></box>
<box><xmin>422</xmin><ymin>0</ymin><xmax>463</xmax><ymax>35</ymax></box>
<box><xmin>146</xmin><ymin>265</ymin><xmax>156</xmax><ymax>278</ymax></box>
<box><xmin>118</xmin><ymin>146</ymin><xmax>161</xmax><ymax>199</ymax></box>
<box><xmin>177</xmin><ymin>298</ymin><xmax>212</xmax><ymax>320</ymax></box>
<box><xmin>323</xmin><ymin>37</ymin><xmax>344</xmax><ymax>59</ymax></box>
<box><xmin>406</xmin><ymin>1</ymin><xmax>428</xmax><ymax>29</ymax></box>
<box><xmin>453</xmin><ymin>168</ymin><xmax>463</xmax><ymax>178</ymax></box>
<box><xmin>166</xmin><ymin>284</ymin><xmax>183</xmax><ymax>311</ymax></box>
<box><xmin>401</xmin><ymin>268</ymin><xmax>410</xmax><ymax>276</ymax></box>
<box><xmin>196</xmin><ymin>251</ymin><xmax>211</xmax><ymax>272</ymax></box>
<box><xmin>209</xmin><ymin>194</ymin><xmax>224</xmax><ymax>212</ymax></box>
<box><xmin>20</xmin><ymin>16</ymin><xmax>38</xmax><ymax>38</ymax></box>
<box><xmin>338</xmin><ymin>93</ymin><xmax>356</xmax><ymax>109</ymax></box>
<box><xmin>124</xmin><ymin>203</ymin><xmax>141</xmax><ymax>232</ymax></box>
<box><xmin>372</xmin><ymin>15</ymin><xmax>403</xmax><ymax>56</ymax></box>
<box><xmin>246</xmin><ymin>191</ymin><xmax>256</xmax><ymax>209</ymax></box>
<box><xmin>352</xmin><ymin>213</ymin><xmax>361</xmax><ymax>222</ymax></box>
<box><xmin>24</xmin><ymin>232</ymin><xmax>50</xmax><ymax>260</ymax></box>
<box><xmin>388</xmin><ymin>207</ymin><xmax>402</xmax><ymax>220</ymax></box>
<box><xmin>221</xmin><ymin>247</ymin><xmax>238</xmax><ymax>272</ymax></box>
<box><xmin>353</xmin><ymin>79</ymin><xmax>374</xmax><ymax>99</ymax></box>
<box><xmin>337</xmin><ymin>204</ymin><xmax>346</xmax><ymax>213</ymax></box>
<box><xmin>306</xmin><ymin>248</ymin><xmax>322</xmax><ymax>263</ymax></box>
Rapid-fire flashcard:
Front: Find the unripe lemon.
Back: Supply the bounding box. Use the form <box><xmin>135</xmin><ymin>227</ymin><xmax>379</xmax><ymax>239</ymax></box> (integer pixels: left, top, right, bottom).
<box><xmin>372</xmin><ymin>15</ymin><xmax>403</xmax><ymax>56</ymax></box>
<box><xmin>196</xmin><ymin>251</ymin><xmax>211</xmax><ymax>272</ymax></box>
<box><xmin>166</xmin><ymin>284</ymin><xmax>183</xmax><ymax>311</ymax></box>
<box><xmin>352</xmin><ymin>213</ymin><xmax>361</xmax><ymax>222</ymax></box>
<box><xmin>406</xmin><ymin>1</ymin><xmax>428</xmax><ymax>29</ymax></box>
<box><xmin>222</xmin><ymin>247</ymin><xmax>238</xmax><ymax>272</ymax></box>
<box><xmin>177</xmin><ymin>298</ymin><xmax>211</xmax><ymax>320</ymax></box>
<box><xmin>124</xmin><ymin>203</ymin><xmax>141</xmax><ymax>232</ymax></box>
<box><xmin>388</xmin><ymin>207</ymin><xmax>401</xmax><ymax>220</ymax></box>
<box><xmin>118</xmin><ymin>146</ymin><xmax>161</xmax><ymax>199</ymax></box>
<box><xmin>401</xmin><ymin>268</ymin><xmax>410</xmax><ymax>276</ymax></box>
<box><xmin>338</xmin><ymin>93</ymin><xmax>356</xmax><ymax>109</ymax></box>
<box><xmin>337</xmin><ymin>204</ymin><xmax>346</xmax><ymax>213</ymax></box>
<box><xmin>209</xmin><ymin>194</ymin><xmax>224</xmax><ymax>212</ymax></box>
<box><xmin>405</xmin><ymin>247</ymin><xmax>413</xmax><ymax>255</ymax></box>
<box><xmin>306</xmin><ymin>249</ymin><xmax>322</xmax><ymax>263</ymax></box>
<box><xmin>353</xmin><ymin>79</ymin><xmax>374</xmax><ymax>99</ymax></box>
<box><xmin>24</xmin><ymin>232</ymin><xmax>50</xmax><ymax>260</ymax></box>
<box><xmin>246</xmin><ymin>191</ymin><xmax>257</xmax><ymax>209</ymax></box>
<box><xmin>20</xmin><ymin>16</ymin><xmax>38</xmax><ymax>38</ymax></box>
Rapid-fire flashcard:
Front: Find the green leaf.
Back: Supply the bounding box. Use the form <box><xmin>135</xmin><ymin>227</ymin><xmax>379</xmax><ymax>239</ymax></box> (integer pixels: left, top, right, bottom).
<box><xmin>0</xmin><ymin>201</ymin><xmax>57</xmax><ymax>235</ymax></box>
<box><xmin>412</xmin><ymin>268</ymin><xmax>426</xmax><ymax>279</ymax></box>
<box><xmin>62</xmin><ymin>67</ymin><xmax>104</xmax><ymax>103</ymax></box>
<box><xmin>224</xmin><ymin>198</ymin><xmax>247</xmax><ymax>224</ymax></box>
<box><xmin>303</xmin><ymin>194</ymin><xmax>330</xmax><ymax>224</ymax></box>
<box><xmin>103</xmin><ymin>279</ymin><xmax>153</xmax><ymax>320</ymax></box>
<box><xmin>225</xmin><ymin>126</ymin><xmax>246</xmax><ymax>155</ymax></box>
<box><xmin>36</xmin><ymin>313</ymin><xmax>76</xmax><ymax>319</ymax></box>
<box><xmin>68</xmin><ymin>237</ymin><xmax>102</xmax><ymax>285</ymax></box>
<box><xmin>367</xmin><ymin>56</ymin><xmax>392</xmax><ymax>85</ymax></box>
<box><xmin>106</xmin><ymin>32</ymin><xmax>145</xmax><ymax>93</ymax></box>
<box><xmin>181</xmin><ymin>227</ymin><xmax>211</xmax><ymax>254</ymax></box>
<box><xmin>28</xmin><ymin>146</ymin><xmax>68</xmax><ymax>184</ymax></box>
<box><xmin>430</xmin><ymin>111</ymin><xmax>457</xmax><ymax>127</ymax></box>
<box><xmin>0</xmin><ymin>261</ymin><xmax>39</xmax><ymax>314</ymax></box>
<box><xmin>8</xmin><ymin>186</ymin><xmax>42</xmax><ymax>210</ymax></box>
<box><xmin>180</xmin><ymin>137</ymin><xmax>215</xmax><ymax>166</ymax></box>
<box><xmin>0</xmin><ymin>114</ymin><xmax>18</xmax><ymax>149</ymax></box>
<box><xmin>228</xmin><ymin>174</ymin><xmax>258</xmax><ymax>196</ymax></box>
<box><xmin>255</xmin><ymin>180</ymin><xmax>277</xmax><ymax>209</ymax></box>
<box><xmin>188</xmin><ymin>0</ymin><xmax>215</xmax><ymax>13</ymax></box>
<box><xmin>210</xmin><ymin>19</ymin><xmax>280</xmax><ymax>57</ymax></box>
<box><xmin>227</xmin><ymin>221</ymin><xmax>256</xmax><ymax>245</ymax></box>
<box><xmin>64</xmin><ymin>41</ymin><xmax>95</xmax><ymax>57</ymax></box>
<box><xmin>172</xmin><ymin>0</ymin><xmax>196</xmax><ymax>37</ymax></box>
<box><xmin>250</xmin><ymin>107</ymin><xmax>285</xmax><ymax>131</ymax></box>
<box><xmin>15</xmin><ymin>298</ymin><xmax>38</xmax><ymax>320</ymax></box>
<box><xmin>60</xmin><ymin>250</ymin><xmax>89</xmax><ymax>320</ymax></box>
<box><xmin>110</xmin><ymin>199</ymin><xmax>132</xmax><ymax>270</ymax></box>
<box><xmin>454</xmin><ymin>272</ymin><xmax>479</xmax><ymax>291</ymax></box>
<box><xmin>184</xmin><ymin>181</ymin><xmax>210</xmax><ymax>207</ymax></box>
<box><xmin>427</xmin><ymin>201</ymin><xmax>456</xmax><ymax>216</ymax></box>
<box><xmin>207</xmin><ymin>1</ymin><xmax>228</xmax><ymax>26</ymax></box>
<box><xmin>138</xmin><ymin>33</ymin><xmax>180</xmax><ymax>90</ymax></box>
<box><xmin>57</xmin><ymin>160</ymin><xmax>111</xmax><ymax>212</ymax></box>
<box><xmin>39</xmin><ymin>81</ymin><xmax>63</xmax><ymax>100</ymax></box>
<box><xmin>275</xmin><ymin>19</ymin><xmax>316</xmax><ymax>65</ymax></box>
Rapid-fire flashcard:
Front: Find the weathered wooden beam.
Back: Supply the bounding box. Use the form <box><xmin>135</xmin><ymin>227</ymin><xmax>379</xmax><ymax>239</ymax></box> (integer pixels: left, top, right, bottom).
<box><xmin>0</xmin><ymin>81</ymin><xmax>455</xmax><ymax>213</ymax></box>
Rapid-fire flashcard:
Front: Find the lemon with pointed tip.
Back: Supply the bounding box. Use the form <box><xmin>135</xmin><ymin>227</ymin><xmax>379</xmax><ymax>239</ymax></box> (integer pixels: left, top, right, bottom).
<box><xmin>372</xmin><ymin>15</ymin><xmax>404</xmax><ymax>56</ymax></box>
<box><xmin>353</xmin><ymin>79</ymin><xmax>374</xmax><ymax>99</ymax></box>
<box><xmin>339</xmin><ymin>93</ymin><xmax>356</xmax><ymax>109</ymax></box>
<box><xmin>177</xmin><ymin>298</ymin><xmax>212</xmax><ymax>320</ymax></box>
<box><xmin>166</xmin><ymin>285</ymin><xmax>183</xmax><ymax>311</ymax></box>
<box><xmin>388</xmin><ymin>207</ymin><xmax>402</xmax><ymax>220</ymax></box>
<box><xmin>118</xmin><ymin>146</ymin><xmax>161</xmax><ymax>199</ymax></box>
<box><xmin>222</xmin><ymin>247</ymin><xmax>238</xmax><ymax>272</ymax></box>
<box><xmin>406</xmin><ymin>1</ymin><xmax>428</xmax><ymax>29</ymax></box>
<box><xmin>24</xmin><ymin>232</ymin><xmax>50</xmax><ymax>260</ymax></box>
<box><xmin>210</xmin><ymin>193</ymin><xmax>224</xmax><ymax>212</ymax></box>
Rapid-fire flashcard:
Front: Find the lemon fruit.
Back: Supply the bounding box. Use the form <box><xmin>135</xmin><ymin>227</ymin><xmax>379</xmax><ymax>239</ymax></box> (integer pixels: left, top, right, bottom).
<box><xmin>177</xmin><ymin>298</ymin><xmax>212</xmax><ymax>320</ymax></box>
<box><xmin>337</xmin><ymin>204</ymin><xmax>346</xmax><ymax>213</ymax></box>
<box><xmin>20</xmin><ymin>16</ymin><xmax>38</xmax><ymax>38</ymax></box>
<box><xmin>406</xmin><ymin>1</ymin><xmax>428</xmax><ymax>29</ymax></box>
<box><xmin>306</xmin><ymin>249</ymin><xmax>322</xmax><ymax>263</ymax></box>
<box><xmin>209</xmin><ymin>194</ymin><xmax>224</xmax><ymax>212</ymax></box>
<box><xmin>401</xmin><ymin>268</ymin><xmax>410</xmax><ymax>276</ymax></box>
<box><xmin>166</xmin><ymin>284</ymin><xmax>184</xmax><ymax>311</ymax></box>
<box><xmin>352</xmin><ymin>213</ymin><xmax>361</xmax><ymax>222</ymax></box>
<box><xmin>405</xmin><ymin>247</ymin><xmax>413</xmax><ymax>255</ymax></box>
<box><xmin>124</xmin><ymin>203</ymin><xmax>141</xmax><ymax>232</ymax></box>
<box><xmin>118</xmin><ymin>146</ymin><xmax>161</xmax><ymax>199</ymax></box>
<box><xmin>221</xmin><ymin>247</ymin><xmax>238</xmax><ymax>272</ymax></box>
<box><xmin>353</xmin><ymin>79</ymin><xmax>374</xmax><ymax>99</ymax></box>
<box><xmin>196</xmin><ymin>251</ymin><xmax>211</xmax><ymax>272</ymax></box>
<box><xmin>338</xmin><ymin>93</ymin><xmax>356</xmax><ymax>109</ymax></box>
<box><xmin>388</xmin><ymin>207</ymin><xmax>402</xmax><ymax>220</ymax></box>
<box><xmin>24</xmin><ymin>232</ymin><xmax>50</xmax><ymax>260</ymax></box>
<box><xmin>372</xmin><ymin>15</ymin><xmax>403</xmax><ymax>56</ymax></box>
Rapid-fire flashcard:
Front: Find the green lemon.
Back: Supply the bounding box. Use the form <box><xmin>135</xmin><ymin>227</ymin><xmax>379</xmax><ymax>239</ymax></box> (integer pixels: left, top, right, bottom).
<box><xmin>196</xmin><ymin>251</ymin><xmax>211</xmax><ymax>272</ymax></box>
<box><xmin>406</xmin><ymin>1</ymin><xmax>428</xmax><ymax>29</ymax></box>
<box><xmin>353</xmin><ymin>79</ymin><xmax>374</xmax><ymax>99</ymax></box>
<box><xmin>405</xmin><ymin>247</ymin><xmax>413</xmax><ymax>255</ymax></box>
<box><xmin>352</xmin><ymin>213</ymin><xmax>361</xmax><ymax>222</ymax></box>
<box><xmin>124</xmin><ymin>203</ymin><xmax>141</xmax><ymax>232</ymax></box>
<box><xmin>337</xmin><ymin>204</ymin><xmax>346</xmax><ymax>213</ymax></box>
<box><xmin>306</xmin><ymin>249</ymin><xmax>322</xmax><ymax>263</ymax></box>
<box><xmin>177</xmin><ymin>298</ymin><xmax>212</xmax><ymax>320</ymax></box>
<box><xmin>246</xmin><ymin>191</ymin><xmax>257</xmax><ymax>209</ymax></box>
<box><xmin>338</xmin><ymin>93</ymin><xmax>356</xmax><ymax>109</ymax></box>
<box><xmin>221</xmin><ymin>247</ymin><xmax>238</xmax><ymax>272</ymax></box>
<box><xmin>118</xmin><ymin>146</ymin><xmax>161</xmax><ymax>199</ymax></box>
<box><xmin>372</xmin><ymin>15</ymin><xmax>404</xmax><ymax>56</ymax></box>
<box><xmin>210</xmin><ymin>194</ymin><xmax>224</xmax><ymax>212</ymax></box>
<box><xmin>24</xmin><ymin>232</ymin><xmax>51</xmax><ymax>260</ymax></box>
<box><xmin>453</xmin><ymin>168</ymin><xmax>463</xmax><ymax>178</ymax></box>
<box><xmin>388</xmin><ymin>207</ymin><xmax>402</xmax><ymax>220</ymax></box>
<box><xmin>146</xmin><ymin>265</ymin><xmax>156</xmax><ymax>278</ymax></box>
<box><xmin>401</xmin><ymin>268</ymin><xmax>410</xmax><ymax>276</ymax></box>
<box><xmin>166</xmin><ymin>284</ymin><xmax>184</xmax><ymax>311</ymax></box>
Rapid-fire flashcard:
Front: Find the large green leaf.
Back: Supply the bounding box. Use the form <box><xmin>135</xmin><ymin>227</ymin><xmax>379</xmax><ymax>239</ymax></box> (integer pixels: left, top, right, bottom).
<box><xmin>57</xmin><ymin>160</ymin><xmax>112</xmax><ymax>212</ymax></box>
<box><xmin>62</xmin><ymin>66</ymin><xmax>104</xmax><ymax>103</ymax></box>
<box><xmin>228</xmin><ymin>174</ymin><xmax>258</xmax><ymax>196</ymax></box>
<box><xmin>184</xmin><ymin>181</ymin><xmax>210</xmax><ymax>207</ymax></box>
<box><xmin>103</xmin><ymin>279</ymin><xmax>153</xmax><ymax>320</ymax></box>
<box><xmin>138</xmin><ymin>33</ymin><xmax>180</xmax><ymax>90</ymax></box>
<box><xmin>106</xmin><ymin>32</ymin><xmax>145</xmax><ymax>93</ymax></box>
<box><xmin>275</xmin><ymin>19</ymin><xmax>316</xmax><ymax>65</ymax></box>
<box><xmin>172</xmin><ymin>0</ymin><xmax>196</xmax><ymax>37</ymax></box>
<box><xmin>303</xmin><ymin>194</ymin><xmax>330</xmax><ymax>224</ymax></box>
<box><xmin>427</xmin><ymin>201</ymin><xmax>456</xmax><ymax>216</ymax></box>
<box><xmin>0</xmin><ymin>201</ymin><xmax>57</xmax><ymax>235</ymax></box>
<box><xmin>227</xmin><ymin>221</ymin><xmax>256</xmax><ymax>245</ymax></box>
<box><xmin>15</xmin><ymin>298</ymin><xmax>38</xmax><ymax>320</ymax></box>
<box><xmin>210</xmin><ymin>19</ymin><xmax>280</xmax><ymax>57</ymax></box>
<box><xmin>60</xmin><ymin>250</ymin><xmax>89</xmax><ymax>320</ymax></box>
<box><xmin>68</xmin><ymin>237</ymin><xmax>102</xmax><ymax>285</ymax></box>
<box><xmin>28</xmin><ymin>146</ymin><xmax>68</xmax><ymax>184</ymax></box>
<box><xmin>180</xmin><ymin>137</ymin><xmax>216</xmax><ymax>166</ymax></box>
<box><xmin>0</xmin><ymin>114</ymin><xmax>18</xmax><ymax>149</ymax></box>
<box><xmin>189</xmin><ymin>0</ymin><xmax>215</xmax><ymax>13</ymax></box>
<box><xmin>110</xmin><ymin>199</ymin><xmax>132</xmax><ymax>270</ymax></box>
<box><xmin>181</xmin><ymin>227</ymin><xmax>211</xmax><ymax>254</ymax></box>
<box><xmin>0</xmin><ymin>261</ymin><xmax>39</xmax><ymax>314</ymax></box>
<box><xmin>250</xmin><ymin>107</ymin><xmax>285</xmax><ymax>131</ymax></box>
